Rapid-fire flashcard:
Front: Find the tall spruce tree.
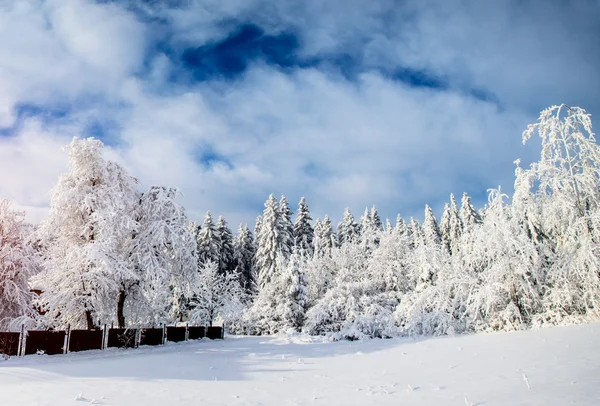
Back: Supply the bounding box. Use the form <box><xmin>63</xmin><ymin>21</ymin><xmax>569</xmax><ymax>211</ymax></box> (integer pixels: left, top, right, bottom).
<box><xmin>233</xmin><ymin>224</ymin><xmax>257</xmax><ymax>295</ymax></box>
<box><xmin>337</xmin><ymin>208</ymin><xmax>361</xmax><ymax>245</ymax></box>
<box><xmin>216</xmin><ymin>216</ymin><xmax>235</xmax><ymax>276</ymax></box>
<box><xmin>293</xmin><ymin>197</ymin><xmax>314</xmax><ymax>256</ymax></box>
<box><xmin>197</xmin><ymin>211</ymin><xmax>220</xmax><ymax>266</ymax></box>
<box><xmin>460</xmin><ymin>192</ymin><xmax>483</xmax><ymax>228</ymax></box>
<box><xmin>278</xmin><ymin>196</ymin><xmax>295</xmax><ymax>259</ymax></box>
<box><xmin>422</xmin><ymin>205</ymin><xmax>442</xmax><ymax>246</ymax></box>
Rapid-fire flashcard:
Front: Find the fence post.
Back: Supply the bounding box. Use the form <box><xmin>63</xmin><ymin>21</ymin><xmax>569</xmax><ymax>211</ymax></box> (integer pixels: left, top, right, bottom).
<box><xmin>222</xmin><ymin>323</ymin><xmax>225</xmax><ymax>339</ymax></box>
<box><xmin>185</xmin><ymin>323</ymin><xmax>189</xmax><ymax>341</ymax></box>
<box><xmin>161</xmin><ymin>324</ymin><xmax>166</xmax><ymax>345</ymax></box>
<box><xmin>18</xmin><ymin>324</ymin><xmax>25</xmax><ymax>357</ymax></box>
<box><xmin>65</xmin><ymin>324</ymin><xmax>71</xmax><ymax>354</ymax></box>
<box><xmin>102</xmin><ymin>324</ymin><xmax>107</xmax><ymax>350</ymax></box>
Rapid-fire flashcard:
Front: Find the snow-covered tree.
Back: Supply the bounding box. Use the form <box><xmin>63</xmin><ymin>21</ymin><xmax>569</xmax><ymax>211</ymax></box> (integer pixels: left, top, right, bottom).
<box><xmin>277</xmin><ymin>251</ymin><xmax>308</xmax><ymax>330</ymax></box>
<box><xmin>422</xmin><ymin>205</ymin><xmax>441</xmax><ymax>246</ymax></box>
<box><xmin>127</xmin><ymin>186</ymin><xmax>198</xmax><ymax>327</ymax></box>
<box><xmin>189</xmin><ymin>261</ymin><xmax>245</xmax><ymax>327</ymax></box>
<box><xmin>278</xmin><ymin>196</ymin><xmax>294</xmax><ymax>259</ymax></box>
<box><xmin>32</xmin><ymin>137</ymin><xmax>138</xmax><ymax>330</ymax></box>
<box><xmin>516</xmin><ymin>104</ymin><xmax>600</xmax><ymax>322</ymax></box>
<box><xmin>293</xmin><ymin>197</ymin><xmax>314</xmax><ymax>256</ymax></box>
<box><xmin>233</xmin><ymin>224</ymin><xmax>256</xmax><ymax>295</ymax></box>
<box><xmin>459</xmin><ymin>188</ymin><xmax>545</xmax><ymax>331</ymax></box>
<box><xmin>314</xmin><ymin>215</ymin><xmax>335</xmax><ymax>258</ymax></box>
<box><xmin>337</xmin><ymin>208</ymin><xmax>361</xmax><ymax>245</ymax></box>
<box><xmin>0</xmin><ymin>200</ymin><xmax>42</xmax><ymax>330</ymax></box>
<box><xmin>256</xmin><ymin>195</ymin><xmax>281</xmax><ymax>289</ymax></box>
<box><xmin>216</xmin><ymin>216</ymin><xmax>235</xmax><ymax>276</ymax></box>
<box><xmin>460</xmin><ymin>192</ymin><xmax>482</xmax><ymax>229</ymax></box>
<box><xmin>196</xmin><ymin>211</ymin><xmax>220</xmax><ymax>266</ymax></box>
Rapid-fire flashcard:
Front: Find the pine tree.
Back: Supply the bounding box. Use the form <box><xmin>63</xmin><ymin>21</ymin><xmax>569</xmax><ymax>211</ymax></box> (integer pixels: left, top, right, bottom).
<box><xmin>314</xmin><ymin>215</ymin><xmax>335</xmax><ymax>258</ymax></box>
<box><xmin>197</xmin><ymin>211</ymin><xmax>220</xmax><ymax>266</ymax></box>
<box><xmin>233</xmin><ymin>224</ymin><xmax>257</xmax><ymax>295</ymax></box>
<box><xmin>216</xmin><ymin>216</ymin><xmax>235</xmax><ymax>276</ymax></box>
<box><xmin>423</xmin><ymin>205</ymin><xmax>441</xmax><ymax>246</ymax></box>
<box><xmin>256</xmin><ymin>195</ymin><xmax>281</xmax><ymax>289</ymax></box>
<box><xmin>293</xmin><ymin>197</ymin><xmax>314</xmax><ymax>256</ymax></box>
<box><xmin>337</xmin><ymin>208</ymin><xmax>361</xmax><ymax>245</ymax></box>
<box><xmin>370</xmin><ymin>206</ymin><xmax>383</xmax><ymax>231</ymax></box>
<box><xmin>440</xmin><ymin>203</ymin><xmax>452</xmax><ymax>252</ymax></box>
<box><xmin>408</xmin><ymin>217</ymin><xmax>423</xmax><ymax>248</ymax></box>
<box><xmin>460</xmin><ymin>193</ymin><xmax>482</xmax><ymax>228</ymax></box>
<box><xmin>278</xmin><ymin>251</ymin><xmax>308</xmax><ymax>330</ymax></box>
<box><xmin>395</xmin><ymin>214</ymin><xmax>407</xmax><ymax>236</ymax></box>
<box><xmin>278</xmin><ymin>196</ymin><xmax>294</xmax><ymax>259</ymax></box>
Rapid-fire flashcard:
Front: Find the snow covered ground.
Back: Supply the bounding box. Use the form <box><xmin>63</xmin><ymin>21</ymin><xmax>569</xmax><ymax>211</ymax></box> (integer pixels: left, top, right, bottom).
<box><xmin>0</xmin><ymin>324</ymin><xmax>598</xmax><ymax>406</ymax></box>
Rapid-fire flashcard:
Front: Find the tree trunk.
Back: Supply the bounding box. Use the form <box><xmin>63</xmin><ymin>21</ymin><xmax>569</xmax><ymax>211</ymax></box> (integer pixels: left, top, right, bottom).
<box><xmin>85</xmin><ymin>309</ymin><xmax>95</xmax><ymax>330</ymax></box>
<box><xmin>117</xmin><ymin>290</ymin><xmax>126</xmax><ymax>328</ymax></box>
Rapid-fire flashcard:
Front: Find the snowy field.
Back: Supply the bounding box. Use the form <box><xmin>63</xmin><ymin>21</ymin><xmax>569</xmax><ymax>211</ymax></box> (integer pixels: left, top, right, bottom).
<box><xmin>0</xmin><ymin>324</ymin><xmax>599</xmax><ymax>406</ymax></box>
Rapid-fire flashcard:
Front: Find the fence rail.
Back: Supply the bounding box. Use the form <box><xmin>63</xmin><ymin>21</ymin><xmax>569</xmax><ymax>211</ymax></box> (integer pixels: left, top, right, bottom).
<box><xmin>0</xmin><ymin>325</ymin><xmax>223</xmax><ymax>357</ymax></box>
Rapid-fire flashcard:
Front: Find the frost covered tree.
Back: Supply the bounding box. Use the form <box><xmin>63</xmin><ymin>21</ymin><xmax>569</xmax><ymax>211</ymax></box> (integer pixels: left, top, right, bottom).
<box><xmin>314</xmin><ymin>215</ymin><xmax>335</xmax><ymax>258</ymax></box>
<box><xmin>256</xmin><ymin>195</ymin><xmax>282</xmax><ymax>289</ymax></box>
<box><xmin>459</xmin><ymin>188</ymin><xmax>545</xmax><ymax>331</ymax></box>
<box><xmin>277</xmin><ymin>251</ymin><xmax>308</xmax><ymax>330</ymax></box>
<box><xmin>293</xmin><ymin>197</ymin><xmax>314</xmax><ymax>256</ymax></box>
<box><xmin>196</xmin><ymin>211</ymin><xmax>220</xmax><ymax>266</ymax></box>
<box><xmin>0</xmin><ymin>200</ymin><xmax>42</xmax><ymax>330</ymax></box>
<box><xmin>422</xmin><ymin>205</ymin><xmax>441</xmax><ymax>246</ymax></box>
<box><xmin>216</xmin><ymin>216</ymin><xmax>235</xmax><ymax>276</ymax></box>
<box><xmin>337</xmin><ymin>208</ymin><xmax>361</xmax><ymax>245</ymax></box>
<box><xmin>127</xmin><ymin>186</ymin><xmax>198</xmax><ymax>327</ymax></box>
<box><xmin>516</xmin><ymin>104</ymin><xmax>600</xmax><ymax>322</ymax></box>
<box><xmin>440</xmin><ymin>194</ymin><xmax>463</xmax><ymax>255</ymax></box>
<box><xmin>32</xmin><ymin>137</ymin><xmax>138</xmax><ymax>330</ymax></box>
<box><xmin>233</xmin><ymin>224</ymin><xmax>256</xmax><ymax>295</ymax></box>
<box><xmin>278</xmin><ymin>196</ymin><xmax>294</xmax><ymax>259</ymax></box>
<box><xmin>460</xmin><ymin>193</ymin><xmax>482</xmax><ymax>229</ymax></box>
<box><xmin>189</xmin><ymin>261</ymin><xmax>244</xmax><ymax>327</ymax></box>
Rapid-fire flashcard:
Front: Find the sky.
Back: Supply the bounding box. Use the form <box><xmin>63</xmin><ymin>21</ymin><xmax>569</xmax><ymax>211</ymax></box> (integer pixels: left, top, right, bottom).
<box><xmin>0</xmin><ymin>0</ymin><xmax>599</xmax><ymax>229</ymax></box>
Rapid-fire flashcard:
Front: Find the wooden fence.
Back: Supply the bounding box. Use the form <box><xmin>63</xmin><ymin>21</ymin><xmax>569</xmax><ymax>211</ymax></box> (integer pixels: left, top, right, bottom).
<box><xmin>0</xmin><ymin>325</ymin><xmax>223</xmax><ymax>357</ymax></box>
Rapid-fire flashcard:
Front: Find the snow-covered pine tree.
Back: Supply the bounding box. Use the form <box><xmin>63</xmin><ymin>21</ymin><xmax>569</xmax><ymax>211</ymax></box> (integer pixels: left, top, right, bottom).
<box><xmin>254</xmin><ymin>215</ymin><xmax>263</xmax><ymax>237</ymax></box>
<box><xmin>233</xmin><ymin>224</ymin><xmax>257</xmax><ymax>295</ymax></box>
<box><xmin>277</xmin><ymin>251</ymin><xmax>308</xmax><ymax>331</ymax></box>
<box><xmin>370</xmin><ymin>206</ymin><xmax>383</xmax><ymax>231</ymax></box>
<box><xmin>440</xmin><ymin>203</ymin><xmax>452</xmax><ymax>252</ymax></box>
<box><xmin>460</xmin><ymin>192</ymin><xmax>482</xmax><ymax>229</ymax></box>
<box><xmin>422</xmin><ymin>205</ymin><xmax>441</xmax><ymax>246</ymax></box>
<box><xmin>32</xmin><ymin>137</ymin><xmax>138</xmax><ymax>330</ymax></box>
<box><xmin>256</xmin><ymin>195</ymin><xmax>281</xmax><ymax>289</ymax></box>
<box><xmin>0</xmin><ymin>200</ymin><xmax>42</xmax><ymax>330</ymax></box>
<box><xmin>314</xmin><ymin>215</ymin><xmax>335</xmax><ymax>258</ymax></box>
<box><xmin>278</xmin><ymin>196</ymin><xmax>294</xmax><ymax>259</ymax></box>
<box><xmin>293</xmin><ymin>197</ymin><xmax>314</xmax><ymax>256</ymax></box>
<box><xmin>408</xmin><ymin>217</ymin><xmax>423</xmax><ymax>249</ymax></box>
<box><xmin>337</xmin><ymin>208</ymin><xmax>361</xmax><ymax>245</ymax></box>
<box><xmin>395</xmin><ymin>214</ymin><xmax>407</xmax><ymax>236</ymax></box>
<box><xmin>216</xmin><ymin>216</ymin><xmax>235</xmax><ymax>276</ymax></box>
<box><xmin>197</xmin><ymin>211</ymin><xmax>220</xmax><ymax>266</ymax></box>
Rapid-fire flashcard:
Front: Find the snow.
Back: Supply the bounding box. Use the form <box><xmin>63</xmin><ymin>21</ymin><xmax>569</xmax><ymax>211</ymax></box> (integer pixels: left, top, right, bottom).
<box><xmin>1</xmin><ymin>324</ymin><xmax>599</xmax><ymax>405</ymax></box>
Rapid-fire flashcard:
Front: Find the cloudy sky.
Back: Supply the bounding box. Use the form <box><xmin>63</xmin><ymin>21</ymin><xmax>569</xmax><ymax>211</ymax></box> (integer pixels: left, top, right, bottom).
<box><xmin>0</xmin><ymin>0</ymin><xmax>599</xmax><ymax>228</ymax></box>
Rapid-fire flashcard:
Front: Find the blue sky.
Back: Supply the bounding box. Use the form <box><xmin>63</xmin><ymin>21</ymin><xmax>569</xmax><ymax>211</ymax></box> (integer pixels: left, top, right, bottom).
<box><xmin>0</xmin><ymin>0</ymin><xmax>599</xmax><ymax>228</ymax></box>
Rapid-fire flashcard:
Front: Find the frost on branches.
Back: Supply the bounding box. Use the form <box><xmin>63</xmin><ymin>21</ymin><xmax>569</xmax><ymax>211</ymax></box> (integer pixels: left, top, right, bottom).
<box><xmin>0</xmin><ymin>200</ymin><xmax>42</xmax><ymax>330</ymax></box>
<box><xmin>32</xmin><ymin>138</ymin><xmax>138</xmax><ymax>330</ymax></box>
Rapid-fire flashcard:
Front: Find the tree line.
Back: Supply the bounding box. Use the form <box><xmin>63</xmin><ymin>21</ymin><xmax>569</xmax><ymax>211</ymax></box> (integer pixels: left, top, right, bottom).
<box><xmin>1</xmin><ymin>104</ymin><xmax>599</xmax><ymax>339</ymax></box>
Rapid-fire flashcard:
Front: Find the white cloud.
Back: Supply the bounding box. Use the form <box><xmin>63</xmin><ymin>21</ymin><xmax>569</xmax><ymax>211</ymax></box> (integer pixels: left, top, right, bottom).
<box><xmin>0</xmin><ymin>0</ymin><xmax>597</xmax><ymax>230</ymax></box>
